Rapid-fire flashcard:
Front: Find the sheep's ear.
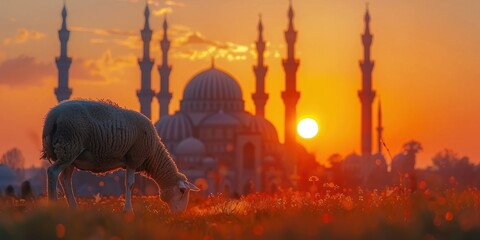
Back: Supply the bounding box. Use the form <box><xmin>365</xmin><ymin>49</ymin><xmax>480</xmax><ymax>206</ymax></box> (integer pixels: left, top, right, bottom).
<box><xmin>186</xmin><ymin>181</ymin><xmax>200</xmax><ymax>191</ymax></box>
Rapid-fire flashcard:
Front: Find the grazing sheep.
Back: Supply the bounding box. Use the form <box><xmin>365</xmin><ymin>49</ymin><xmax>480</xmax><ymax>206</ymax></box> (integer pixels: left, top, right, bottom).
<box><xmin>41</xmin><ymin>100</ymin><xmax>199</xmax><ymax>213</ymax></box>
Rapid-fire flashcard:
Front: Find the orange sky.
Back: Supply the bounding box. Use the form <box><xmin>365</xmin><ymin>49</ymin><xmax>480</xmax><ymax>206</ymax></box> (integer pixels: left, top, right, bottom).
<box><xmin>0</xmin><ymin>0</ymin><xmax>479</xmax><ymax>168</ymax></box>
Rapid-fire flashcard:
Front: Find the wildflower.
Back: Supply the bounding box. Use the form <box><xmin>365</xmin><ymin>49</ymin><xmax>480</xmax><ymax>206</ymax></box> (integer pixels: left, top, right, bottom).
<box><xmin>56</xmin><ymin>224</ymin><xmax>66</xmax><ymax>239</ymax></box>
<box><xmin>309</xmin><ymin>176</ymin><xmax>319</xmax><ymax>182</ymax></box>
<box><xmin>94</xmin><ymin>193</ymin><xmax>102</xmax><ymax>204</ymax></box>
<box><xmin>445</xmin><ymin>211</ymin><xmax>454</xmax><ymax>221</ymax></box>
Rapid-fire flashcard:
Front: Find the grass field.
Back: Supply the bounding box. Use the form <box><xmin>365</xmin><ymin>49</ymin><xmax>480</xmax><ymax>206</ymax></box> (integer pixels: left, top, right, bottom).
<box><xmin>1</xmin><ymin>187</ymin><xmax>479</xmax><ymax>240</ymax></box>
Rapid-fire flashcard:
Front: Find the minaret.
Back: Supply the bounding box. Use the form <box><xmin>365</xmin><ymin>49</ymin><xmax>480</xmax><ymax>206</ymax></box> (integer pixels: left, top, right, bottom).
<box><xmin>281</xmin><ymin>1</ymin><xmax>301</xmax><ymax>174</ymax></box>
<box><xmin>157</xmin><ymin>16</ymin><xmax>173</xmax><ymax>119</ymax></box>
<box><xmin>358</xmin><ymin>6</ymin><xmax>376</xmax><ymax>158</ymax></box>
<box><xmin>376</xmin><ymin>99</ymin><xmax>383</xmax><ymax>154</ymax></box>
<box><xmin>55</xmin><ymin>3</ymin><xmax>72</xmax><ymax>102</ymax></box>
<box><xmin>252</xmin><ymin>15</ymin><xmax>269</xmax><ymax>117</ymax></box>
<box><xmin>137</xmin><ymin>4</ymin><xmax>155</xmax><ymax>119</ymax></box>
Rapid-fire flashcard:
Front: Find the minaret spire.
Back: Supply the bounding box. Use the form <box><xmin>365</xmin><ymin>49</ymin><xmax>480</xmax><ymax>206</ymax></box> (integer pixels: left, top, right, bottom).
<box><xmin>358</xmin><ymin>5</ymin><xmax>376</xmax><ymax>158</ymax></box>
<box><xmin>252</xmin><ymin>14</ymin><xmax>269</xmax><ymax>117</ymax></box>
<box><xmin>281</xmin><ymin>1</ymin><xmax>301</xmax><ymax>176</ymax></box>
<box><xmin>137</xmin><ymin>3</ymin><xmax>155</xmax><ymax>119</ymax></box>
<box><xmin>377</xmin><ymin>98</ymin><xmax>383</xmax><ymax>154</ymax></box>
<box><xmin>55</xmin><ymin>2</ymin><xmax>72</xmax><ymax>102</ymax></box>
<box><xmin>157</xmin><ymin>15</ymin><xmax>173</xmax><ymax>119</ymax></box>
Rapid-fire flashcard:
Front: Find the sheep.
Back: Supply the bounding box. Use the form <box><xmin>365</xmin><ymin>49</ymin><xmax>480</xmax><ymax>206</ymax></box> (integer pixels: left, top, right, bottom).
<box><xmin>41</xmin><ymin>99</ymin><xmax>199</xmax><ymax>213</ymax></box>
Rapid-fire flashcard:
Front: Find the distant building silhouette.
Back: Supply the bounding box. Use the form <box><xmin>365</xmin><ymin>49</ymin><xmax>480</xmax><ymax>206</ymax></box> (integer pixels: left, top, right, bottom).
<box><xmin>377</xmin><ymin>99</ymin><xmax>383</xmax><ymax>155</ymax></box>
<box><xmin>252</xmin><ymin>15</ymin><xmax>269</xmax><ymax>118</ymax></box>
<box><xmin>21</xmin><ymin>180</ymin><xmax>33</xmax><ymax>200</ymax></box>
<box><xmin>137</xmin><ymin>3</ymin><xmax>155</xmax><ymax>119</ymax></box>
<box><xmin>55</xmin><ymin>3</ymin><xmax>72</xmax><ymax>102</ymax></box>
<box><xmin>0</xmin><ymin>164</ymin><xmax>18</xmax><ymax>195</ymax></box>
<box><xmin>157</xmin><ymin>16</ymin><xmax>173</xmax><ymax>119</ymax></box>
<box><xmin>5</xmin><ymin>185</ymin><xmax>15</xmax><ymax>198</ymax></box>
<box><xmin>325</xmin><ymin>7</ymin><xmax>389</xmax><ymax>189</ymax></box>
<box><xmin>358</xmin><ymin>6</ymin><xmax>376</xmax><ymax>160</ymax></box>
<box><xmin>281</xmin><ymin>2</ymin><xmax>301</xmax><ymax>177</ymax></box>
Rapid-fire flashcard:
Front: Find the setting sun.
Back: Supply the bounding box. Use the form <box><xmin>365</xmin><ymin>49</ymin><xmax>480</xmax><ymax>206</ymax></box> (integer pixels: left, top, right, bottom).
<box><xmin>297</xmin><ymin>118</ymin><xmax>319</xmax><ymax>139</ymax></box>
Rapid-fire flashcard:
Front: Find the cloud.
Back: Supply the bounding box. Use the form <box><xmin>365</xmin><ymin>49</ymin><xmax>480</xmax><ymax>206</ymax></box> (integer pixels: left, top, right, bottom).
<box><xmin>71</xmin><ymin>50</ymin><xmax>137</xmax><ymax>83</ymax></box>
<box><xmin>116</xmin><ymin>0</ymin><xmax>161</xmax><ymax>6</ymax></box>
<box><xmin>153</xmin><ymin>7</ymin><xmax>173</xmax><ymax>16</ymax></box>
<box><xmin>177</xmin><ymin>32</ymin><xmax>228</xmax><ymax>49</ymax></box>
<box><xmin>173</xmin><ymin>32</ymin><xmax>249</xmax><ymax>61</ymax></box>
<box><xmin>165</xmin><ymin>0</ymin><xmax>185</xmax><ymax>7</ymax></box>
<box><xmin>90</xmin><ymin>38</ymin><xmax>107</xmax><ymax>44</ymax></box>
<box><xmin>71</xmin><ymin>26</ymin><xmax>143</xmax><ymax>50</ymax></box>
<box><xmin>3</xmin><ymin>28</ymin><xmax>45</xmax><ymax>46</ymax></box>
<box><xmin>71</xmin><ymin>26</ymin><xmax>136</xmax><ymax>37</ymax></box>
<box><xmin>113</xmin><ymin>36</ymin><xmax>142</xmax><ymax>50</ymax></box>
<box><xmin>0</xmin><ymin>56</ymin><xmax>54</xmax><ymax>87</ymax></box>
<box><xmin>70</xmin><ymin>23</ymin><xmax>249</xmax><ymax>62</ymax></box>
<box><xmin>0</xmin><ymin>51</ymin><xmax>137</xmax><ymax>88</ymax></box>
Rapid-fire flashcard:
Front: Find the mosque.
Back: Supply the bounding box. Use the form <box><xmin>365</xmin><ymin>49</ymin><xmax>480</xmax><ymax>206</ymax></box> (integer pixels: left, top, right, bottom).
<box><xmin>51</xmin><ymin>2</ymin><xmax>388</xmax><ymax>195</ymax></box>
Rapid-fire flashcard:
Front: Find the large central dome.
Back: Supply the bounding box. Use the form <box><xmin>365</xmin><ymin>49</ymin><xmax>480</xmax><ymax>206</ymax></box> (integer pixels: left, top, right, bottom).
<box><xmin>180</xmin><ymin>66</ymin><xmax>244</xmax><ymax>113</ymax></box>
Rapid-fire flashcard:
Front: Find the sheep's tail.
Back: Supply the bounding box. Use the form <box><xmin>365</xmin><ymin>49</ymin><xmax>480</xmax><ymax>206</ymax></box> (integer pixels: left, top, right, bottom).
<box><xmin>41</xmin><ymin>108</ymin><xmax>60</xmax><ymax>163</ymax></box>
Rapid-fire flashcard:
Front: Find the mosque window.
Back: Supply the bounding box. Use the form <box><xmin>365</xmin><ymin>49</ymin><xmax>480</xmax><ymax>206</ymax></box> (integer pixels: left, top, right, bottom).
<box><xmin>243</xmin><ymin>142</ymin><xmax>255</xmax><ymax>169</ymax></box>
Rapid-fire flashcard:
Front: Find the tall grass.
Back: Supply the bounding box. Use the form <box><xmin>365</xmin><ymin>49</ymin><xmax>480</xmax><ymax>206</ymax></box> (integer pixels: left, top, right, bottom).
<box><xmin>1</xmin><ymin>188</ymin><xmax>479</xmax><ymax>240</ymax></box>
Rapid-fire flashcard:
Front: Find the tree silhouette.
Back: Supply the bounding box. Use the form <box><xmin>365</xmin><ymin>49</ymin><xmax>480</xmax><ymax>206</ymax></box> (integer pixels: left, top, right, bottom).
<box><xmin>431</xmin><ymin>149</ymin><xmax>475</xmax><ymax>189</ymax></box>
<box><xmin>0</xmin><ymin>148</ymin><xmax>25</xmax><ymax>170</ymax></box>
<box><xmin>0</xmin><ymin>148</ymin><xmax>25</xmax><ymax>181</ymax></box>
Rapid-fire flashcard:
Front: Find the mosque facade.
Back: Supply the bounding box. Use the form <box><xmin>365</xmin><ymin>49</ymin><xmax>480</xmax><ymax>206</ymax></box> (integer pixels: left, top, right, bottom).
<box><xmin>51</xmin><ymin>2</ymin><xmax>390</xmax><ymax>195</ymax></box>
<box><xmin>148</xmin><ymin>4</ymin><xmax>296</xmax><ymax>195</ymax></box>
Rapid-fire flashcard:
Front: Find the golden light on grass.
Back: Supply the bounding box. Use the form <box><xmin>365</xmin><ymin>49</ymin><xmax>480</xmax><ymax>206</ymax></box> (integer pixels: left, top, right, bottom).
<box><xmin>56</xmin><ymin>223</ymin><xmax>66</xmax><ymax>238</ymax></box>
<box><xmin>297</xmin><ymin>118</ymin><xmax>319</xmax><ymax>139</ymax></box>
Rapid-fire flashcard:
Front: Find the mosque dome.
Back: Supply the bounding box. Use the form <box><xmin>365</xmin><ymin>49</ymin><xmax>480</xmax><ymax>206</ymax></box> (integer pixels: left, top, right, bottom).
<box><xmin>155</xmin><ymin>113</ymin><xmax>193</xmax><ymax>142</ymax></box>
<box><xmin>175</xmin><ymin>137</ymin><xmax>207</xmax><ymax>156</ymax></box>
<box><xmin>180</xmin><ymin>66</ymin><xmax>244</xmax><ymax>113</ymax></box>
<box><xmin>248</xmin><ymin>116</ymin><xmax>279</xmax><ymax>143</ymax></box>
<box><xmin>202</xmin><ymin>110</ymin><xmax>241</xmax><ymax>126</ymax></box>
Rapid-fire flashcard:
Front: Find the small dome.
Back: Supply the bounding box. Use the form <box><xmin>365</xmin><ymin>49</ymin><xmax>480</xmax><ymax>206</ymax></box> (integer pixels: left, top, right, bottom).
<box><xmin>180</xmin><ymin>67</ymin><xmax>244</xmax><ymax>112</ymax></box>
<box><xmin>248</xmin><ymin>116</ymin><xmax>279</xmax><ymax>143</ymax></box>
<box><xmin>202</xmin><ymin>110</ymin><xmax>240</xmax><ymax>126</ymax></box>
<box><xmin>176</xmin><ymin>137</ymin><xmax>207</xmax><ymax>156</ymax></box>
<box><xmin>155</xmin><ymin>113</ymin><xmax>193</xmax><ymax>142</ymax></box>
<box><xmin>343</xmin><ymin>153</ymin><xmax>362</xmax><ymax>165</ymax></box>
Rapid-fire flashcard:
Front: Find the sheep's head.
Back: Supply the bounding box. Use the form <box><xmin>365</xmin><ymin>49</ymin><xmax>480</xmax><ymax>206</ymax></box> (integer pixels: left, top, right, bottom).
<box><xmin>160</xmin><ymin>180</ymin><xmax>200</xmax><ymax>213</ymax></box>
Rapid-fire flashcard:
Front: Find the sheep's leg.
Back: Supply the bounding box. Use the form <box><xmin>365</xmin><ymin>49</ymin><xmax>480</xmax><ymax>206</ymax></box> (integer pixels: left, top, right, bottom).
<box><xmin>47</xmin><ymin>160</ymin><xmax>74</xmax><ymax>201</ymax></box>
<box><xmin>47</xmin><ymin>139</ymin><xmax>83</xmax><ymax>202</ymax></box>
<box><xmin>124</xmin><ymin>167</ymin><xmax>135</xmax><ymax>212</ymax></box>
<box><xmin>59</xmin><ymin>165</ymin><xmax>77</xmax><ymax>208</ymax></box>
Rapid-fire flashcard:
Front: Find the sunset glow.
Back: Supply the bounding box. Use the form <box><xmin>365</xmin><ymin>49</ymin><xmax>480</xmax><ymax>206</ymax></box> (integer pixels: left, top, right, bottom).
<box><xmin>1</xmin><ymin>1</ymin><xmax>480</xmax><ymax>238</ymax></box>
<box><xmin>0</xmin><ymin>0</ymin><xmax>479</xmax><ymax>168</ymax></box>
